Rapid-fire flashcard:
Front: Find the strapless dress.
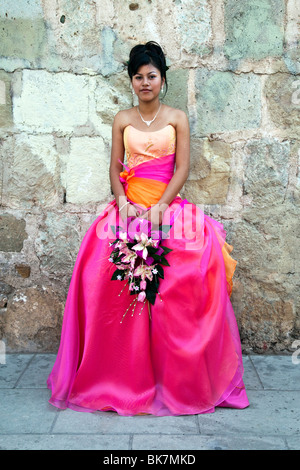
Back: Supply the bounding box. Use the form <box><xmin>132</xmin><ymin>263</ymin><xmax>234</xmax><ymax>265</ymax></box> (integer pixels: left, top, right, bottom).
<box><xmin>47</xmin><ymin>124</ymin><xmax>249</xmax><ymax>416</ymax></box>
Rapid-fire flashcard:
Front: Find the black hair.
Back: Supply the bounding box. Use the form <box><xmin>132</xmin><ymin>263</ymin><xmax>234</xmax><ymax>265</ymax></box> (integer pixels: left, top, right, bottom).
<box><xmin>127</xmin><ymin>41</ymin><xmax>168</xmax><ymax>96</ymax></box>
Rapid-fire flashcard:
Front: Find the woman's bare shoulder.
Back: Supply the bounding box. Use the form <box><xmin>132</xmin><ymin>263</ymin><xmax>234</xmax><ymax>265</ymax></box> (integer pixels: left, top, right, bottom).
<box><xmin>113</xmin><ymin>108</ymin><xmax>135</xmax><ymax>132</ymax></box>
<box><xmin>163</xmin><ymin>105</ymin><xmax>189</xmax><ymax>130</ymax></box>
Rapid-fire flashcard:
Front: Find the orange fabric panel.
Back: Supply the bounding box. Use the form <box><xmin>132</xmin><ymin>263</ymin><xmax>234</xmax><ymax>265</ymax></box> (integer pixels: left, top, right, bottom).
<box><xmin>222</xmin><ymin>242</ymin><xmax>237</xmax><ymax>297</ymax></box>
<box><xmin>125</xmin><ymin>176</ymin><xmax>167</xmax><ymax>209</ymax></box>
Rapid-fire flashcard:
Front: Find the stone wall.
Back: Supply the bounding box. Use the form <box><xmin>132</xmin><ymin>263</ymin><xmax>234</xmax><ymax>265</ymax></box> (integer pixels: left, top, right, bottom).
<box><xmin>0</xmin><ymin>0</ymin><xmax>299</xmax><ymax>353</ymax></box>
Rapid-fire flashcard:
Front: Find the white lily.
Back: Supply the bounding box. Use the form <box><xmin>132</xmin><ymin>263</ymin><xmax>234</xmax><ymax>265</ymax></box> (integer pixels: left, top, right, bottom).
<box><xmin>132</xmin><ymin>232</ymin><xmax>152</xmax><ymax>260</ymax></box>
<box><xmin>119</xmin><ymin>231</ymin><xmax>128</xmax><ymax>242</ymax></box>
<box><xmin>121</xmin><ymin>249</ymin><xmax>137</xmax><ymax>269</ymax></box>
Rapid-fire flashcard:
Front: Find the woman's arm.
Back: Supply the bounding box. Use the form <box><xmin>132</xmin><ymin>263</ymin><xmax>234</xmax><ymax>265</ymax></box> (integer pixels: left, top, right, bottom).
<box><xmin>109</xmin><ymin>113</ymin><xmax>139</xmax><ymax>219</ymax></box>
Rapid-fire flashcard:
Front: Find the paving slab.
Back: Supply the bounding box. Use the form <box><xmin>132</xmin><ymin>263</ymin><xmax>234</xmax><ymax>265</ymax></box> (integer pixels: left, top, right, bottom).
<box><xmin>285</xmin><ymin>435</ymin><xmax>300</xmax><ymax>451</ymax></box>
<box><xmin>0</xmin><ymin>353</ymin><xmax>34</xmax><ymax>388</ymax></box>
<box><xmin>250</xmin><ymin>355</ymin><xmax>300</xmax><ymax>390</ymax></box>
<box><xmin>0</xmin><ymin>434</ymin><xmax>131</xmax><ymax>450</ymax></box>
<box><xmin>53</xmin><ymin>409</ymin><xmax>199</xmax><ymax>435</ymax></box>
<box><xmin>0</xmin><ymin>389</ymin><xmax>56</xmax><ymax>434</ymax></box>
<box><xmin>241</xmin><ymin>355</ymin><xmax>263</xmax><ymax>390</ymax></box>
<box><xmin>197</xmin><ymin>390</ymin><xmax>300</xmax><ymax>437</ymax></box>
<box><xmin>132</xmin><ymin>433</ymin><xmax>289</xmax><ymax>451</ymax></box>
<box><xmin>15</xmin><ymin>353</ymin><xmax>56</xmax><ymax>389</ymax></box>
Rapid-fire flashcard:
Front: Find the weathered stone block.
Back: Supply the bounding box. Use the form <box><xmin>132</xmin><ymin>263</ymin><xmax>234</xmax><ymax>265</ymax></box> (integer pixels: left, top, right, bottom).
<box><xmin>89</xmin><ymin>73</ymin><xmax>132</xmax><ymax>138</ymax></box>
<box><xmin>0</xmin><ymin>0</ymin><xmax>44</xmax><ymax>19</ymax></box>
<box><xmin>0</xmin><ymin>19</ymin><xmax>47</xmax><ymax>63</ymax></box>
<box><xmin>224</xmin><ymin>0</ymin><xmax>285</xmax><ymax>61</ymax></box>
<box><xmin>99</xmin><ymin>27</ymin><xmax>123</xmax><ymax>77</ymax></box>
<box><xmin>35</xmin><ymin>212</ymin><xmax>81</xmax><ymax>278</ymax></box>
<box><xmin>265</xmin><ymin>74</ymin><xmax>300</xmax><ymax>137</ymax></box>
<box><xmin>181</xmin><ymin>138</ymin><xmax>232</xmax><ymax>204</ymax></box>
<box><xmin>13</xmin><ymin>70</ymin><xmax>89</xmax><ymax>133</ymax></box>
<box><xmin>243</xmin><ymin>138</ymin><xmax>290</xmax><ymax>204</ymax></box>
<box><xmin>163</xmin><ymin>69</ymin><xmax>188</xmax><ymax>113</ymax></box>
<box><xmin>195</xmin><ymin>69</ymin><xmax>261</xmax><ymax>134</ymax></box>
<box><xmin>239</xmin><ymin>295</ymin><xmax>295</xmax><ymax>352</ymax></box>
<box><xmin>65</xmin><ymin>136</ymin><xmax>111</xmax><ymax>204</ymax></box>
<box><xmin>1</xmin><ymin>135</ymin><xmax>60</xmax><ymax>209</ymax></box>
<box><xmin>114</xmin><ymin>0</ymin><xmax>160</xmax><ymax>45</ymax></box>
<box><xmin>43</xmin><ymin>0</ymin><xmax>101</xmax><ymax>61</ymax></box>
<box><xmin>284</xmin><ymin>0</ymin><xmax>300</xmax><ymax>74</ymax></box>
<box><xmin>0</xmin><ymin>71</ymin><xmax>13</xmax><ymax>128</ymax></box>
<box><xmin>3</xmin><ymin>286</ymin><xmax>65</xmax><ymax>352</ymax></box>
<box><xmin>175</xmin><ymin>0</ymin><xmax>212</xmax><ymax>56</ymax></box>
<box><xmin>0</xmin><ymin>214</ymin><xmax>27</xmax><ymax>252</ymax></box>
<box><xmin>237</xmin><ymin>140</ymin><xmax>297</xmax><ymax>273</ymax></box>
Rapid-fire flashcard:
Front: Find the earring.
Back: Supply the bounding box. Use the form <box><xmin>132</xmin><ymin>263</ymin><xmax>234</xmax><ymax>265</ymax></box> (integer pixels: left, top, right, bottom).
<box><xmin>161</xmin><ymin>85</ymin><xmax>164</xmax><ymax>93</ymax></box>
<box><xmin>131</xmin><ymin>86</ymin><xmax>137</xmax><ymax>105</ymax></box>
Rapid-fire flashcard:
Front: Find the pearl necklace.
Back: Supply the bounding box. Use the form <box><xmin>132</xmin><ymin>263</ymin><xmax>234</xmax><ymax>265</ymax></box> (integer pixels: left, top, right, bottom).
<box><xmin>137</xmin><ymin>103</ymin><xmax>162</xmax><ymax>127</ymax></box>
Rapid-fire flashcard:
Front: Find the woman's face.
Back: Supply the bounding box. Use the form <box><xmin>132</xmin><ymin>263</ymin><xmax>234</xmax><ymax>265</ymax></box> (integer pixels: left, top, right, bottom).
<box><xmin>131</xmin><ymin>64</ymin><xmax>164</xmax><ymax>102</ymax></box>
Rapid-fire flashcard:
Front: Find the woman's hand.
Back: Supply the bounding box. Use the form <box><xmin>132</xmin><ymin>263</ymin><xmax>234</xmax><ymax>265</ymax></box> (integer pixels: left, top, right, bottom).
<box><xmin>119</xmin><ymin>202</ymin><xmax>145</xmax><ymax>221</ymax></box>
<box><xmin>139</xmin><ymin>203</ymin><xmax>168</xmax><ymax>227</ymax></box>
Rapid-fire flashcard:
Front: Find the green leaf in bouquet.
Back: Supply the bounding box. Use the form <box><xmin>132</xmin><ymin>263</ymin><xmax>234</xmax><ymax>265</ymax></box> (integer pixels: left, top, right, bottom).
<box><xmin>161</xmin><ymin>246</ymin><xmax>173</xmax><ymax>255</ymax></box>
<box><xmin>148</xmin><ymin>280</ymin><xmax>159</xmax><ymax>293</ymax></box>
<box><xmin>159</xmin><ymin>257</ymin><xmax>170</xmax><ymax>267</ymax></box>
<box><xmin>146</xmin><ymin>289</ymin><xmax>156</xmax><ymax>305</ymax></box>
<box><xmin>152</xmin><ymin>253</ymin><xmax>164</xmax><ymax>262</ymax></box>
<box><xmin>147</xmin><ymin>246</ymin><xmax>157</xmax><ymax>255</ymax></box>
<box><xmin>111</xmin><ymin>269</ymin><xmax>125</xmax><ymax>280</ymax></box>
<box><xmin>156</xmin><ymin>264</ymin><xmax>164</xmax><ymax>279</ymax></box>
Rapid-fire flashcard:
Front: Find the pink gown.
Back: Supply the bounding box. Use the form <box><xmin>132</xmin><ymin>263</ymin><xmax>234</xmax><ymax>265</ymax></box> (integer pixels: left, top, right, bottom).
<box><xmin>47</xmin><ymin>124</ymin><xmax>249</xmax><ymax>416</ymax></box>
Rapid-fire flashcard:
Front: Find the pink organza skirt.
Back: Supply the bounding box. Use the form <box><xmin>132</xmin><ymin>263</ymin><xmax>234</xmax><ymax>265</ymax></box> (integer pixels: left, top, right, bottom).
<box><xmin>47</xmin><ymin>197</ymin><xmax>249</xmax><ymax>415</ymax></box>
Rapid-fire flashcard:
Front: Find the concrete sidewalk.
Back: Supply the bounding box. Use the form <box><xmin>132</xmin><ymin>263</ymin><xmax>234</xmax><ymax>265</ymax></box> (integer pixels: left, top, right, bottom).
<box><xmin>0</xmin><ymin>353</ymin><xmax>299</xmax><ymax>450</ymax></box>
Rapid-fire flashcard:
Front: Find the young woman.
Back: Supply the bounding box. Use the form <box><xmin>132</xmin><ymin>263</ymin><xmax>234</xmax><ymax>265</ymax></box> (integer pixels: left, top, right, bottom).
<box><xmin>47</xmin><ymin>41</ymin><xmax>249</xmax><ymax>416</ymax></box>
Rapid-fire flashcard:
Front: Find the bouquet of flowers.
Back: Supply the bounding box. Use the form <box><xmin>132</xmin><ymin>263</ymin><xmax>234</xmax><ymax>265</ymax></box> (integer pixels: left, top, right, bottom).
<box><xmin>109</xmin><ymin>218</ymin><xmax>172</xmax><ymax>320</ymax></box>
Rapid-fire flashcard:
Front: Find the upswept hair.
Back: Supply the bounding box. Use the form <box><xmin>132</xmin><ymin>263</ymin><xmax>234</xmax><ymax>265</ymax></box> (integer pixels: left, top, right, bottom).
<box><xmin>127</xmin><ymin>41</ymin><xmax>168</xmax><ymax>96</ymax></box>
